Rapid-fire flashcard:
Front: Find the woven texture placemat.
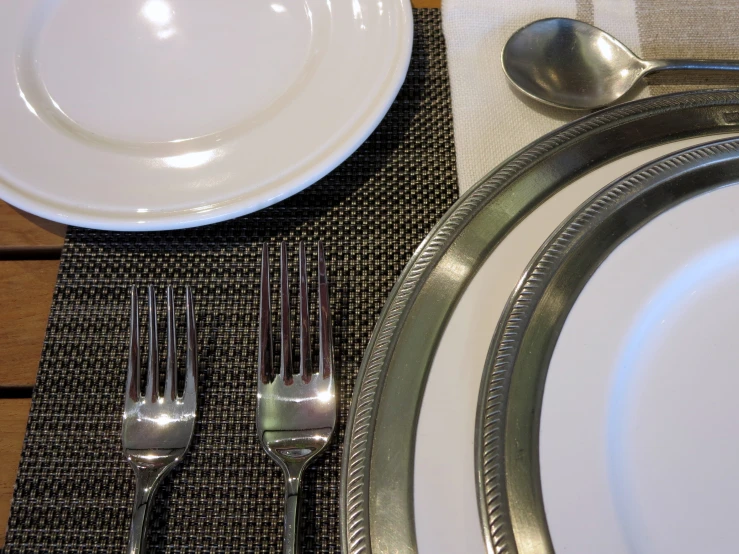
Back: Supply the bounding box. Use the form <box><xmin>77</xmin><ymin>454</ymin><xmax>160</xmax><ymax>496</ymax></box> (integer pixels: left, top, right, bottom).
<box><xmin>4</xmin><ymin>10</ymin><xmax>456</xmax><ymax>553</ymax></box>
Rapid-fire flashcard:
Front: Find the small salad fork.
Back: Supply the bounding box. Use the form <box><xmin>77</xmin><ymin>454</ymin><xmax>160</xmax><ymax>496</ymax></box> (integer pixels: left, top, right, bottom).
<box><xmin>122</xmin><ymin>285</ymin><xmax>198</xmax><ymax>554</ymax></box>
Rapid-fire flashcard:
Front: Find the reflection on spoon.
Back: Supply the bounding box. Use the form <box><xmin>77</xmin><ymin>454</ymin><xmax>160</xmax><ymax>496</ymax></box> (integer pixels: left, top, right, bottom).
<box><xmin>502</xmin><ymin>18</ymin><xmax>739</xmax><ymax>110</ymax></box>
<box><xmin>140</xmin><ymin>0</ymin><xmax>176</xmax><ymax>40</ymax></box>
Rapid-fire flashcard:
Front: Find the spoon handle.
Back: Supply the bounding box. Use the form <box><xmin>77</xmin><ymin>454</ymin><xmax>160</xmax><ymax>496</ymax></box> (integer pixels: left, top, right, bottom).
<box><xmin>646</xmin><ymin>59</ymin><xmax>739</xmax><ymax>73</ymax></box>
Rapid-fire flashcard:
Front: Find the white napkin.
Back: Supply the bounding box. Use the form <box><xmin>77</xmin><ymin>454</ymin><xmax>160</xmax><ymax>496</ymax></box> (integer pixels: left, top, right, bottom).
<box><xmin>442</xmin><ymin>0</ymin><xmax>739</xmax><ymax>192</ymax></box>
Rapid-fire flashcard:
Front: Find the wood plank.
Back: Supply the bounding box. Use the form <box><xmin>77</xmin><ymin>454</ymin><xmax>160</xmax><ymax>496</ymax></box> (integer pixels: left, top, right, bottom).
<box><xmin>0</xmin><ymin>398</ymin><xmax>31</xmax><ymax>548</ymax></box>
<box><xmin>0</xmin><ymin>260</ymin><xmax>59</xmax><ymax>388</ymax></box>
<box><xmin>411</xmin><ymin>0</ymin><xmax>441</xmax><ymax>7</ymax></box>
<box><xmin>0</xmin><ymin>202</ymin><xmax>65</xmax><ymax>250</ymax></box>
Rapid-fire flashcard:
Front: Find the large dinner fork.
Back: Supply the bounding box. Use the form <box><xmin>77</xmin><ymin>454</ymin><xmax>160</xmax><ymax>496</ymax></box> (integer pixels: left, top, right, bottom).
<box><xmin>122</xmin><ymin>285</ymin><xmax>198</xmax><ymax>554</ymax></box>
<box><xmin>257</xmin><ymin>241</ymin><xmax>337</xmax><ymax>554</ymax></box>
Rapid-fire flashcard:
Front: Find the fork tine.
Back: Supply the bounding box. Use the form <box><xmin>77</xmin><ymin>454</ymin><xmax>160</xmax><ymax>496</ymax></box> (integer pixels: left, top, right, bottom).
<box><xmin>145</xmin><ymin>285</ymin><xmax>159</xmax><ymax>402</ymax></box>
<box><xmin>126</xmin><ymin>286</ymin><xmax>141</xmax><ymax>401</ymax></box>
<box><xmin>280</xmin><ymin>242</ymin><xmax>293</xmax><ymax>384</ymax></box>
<box><xmin>163</xmin><ymin>286</ymin><xmax>177</xmax><ymax>401</ymax></box>
<box><xmin>258</xmin><ymin>244</ymin><xmax>274</xmax><ymax>384</ymax></box>
<box><xmin>299</xmin><ymin>241</ymin><xmax>312</xmax><ymax>383</ymax></box>
<box><xmin>184</xmin><ymin>286</ymin><xmax>198</xmax><ymax>400</ymax></box>
<box><xmin>317</xmin><ymin>241</ymin><xmax>334</xmax><ymax>379</ymax></box>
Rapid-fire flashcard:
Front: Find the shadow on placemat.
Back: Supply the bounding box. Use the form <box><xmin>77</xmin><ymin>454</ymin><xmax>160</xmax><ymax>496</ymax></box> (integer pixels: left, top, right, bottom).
<box><xmin>4</xmin><ymin>9</ymin><xmax>457</xmax><ymax>554</ymax></box>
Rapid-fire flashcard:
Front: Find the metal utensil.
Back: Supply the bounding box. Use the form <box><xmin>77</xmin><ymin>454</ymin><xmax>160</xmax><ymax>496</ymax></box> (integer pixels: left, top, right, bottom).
<box><xmin>257</xmin><ymin>241</ymin><xmax>337</xmax><ymax>554</ymax></box>
<box><xmin>502</xmin><ymin>18</ymin><xmax>739</xmax><ymax>110</ymax></box>
<box><xmin>122</xmin><ymin>285</ymin><xmax>198</xmax><ymax>554</ymax></box>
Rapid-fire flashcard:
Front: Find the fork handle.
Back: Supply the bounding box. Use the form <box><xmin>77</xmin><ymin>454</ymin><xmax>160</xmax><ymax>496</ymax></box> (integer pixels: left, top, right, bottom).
<box><xmin>283</xmin><ymin>465</ymin><xmax>305</xmax><ymax>554</ymax></box>
<box><xmin>128</xmin><ymin>468</ymin><xmax>165</xmax><ymax>554</ymax></box>
<box><xmin>284</xmin><ymin>490</ymin><xmax>301</xmax><ymax>554</ymax></box>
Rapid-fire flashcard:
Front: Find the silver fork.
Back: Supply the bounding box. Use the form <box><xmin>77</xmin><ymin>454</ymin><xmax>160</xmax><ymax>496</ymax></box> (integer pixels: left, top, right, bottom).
<box><xmin>122</xmin><ymin>285</ymin><xmax>198</xmax><ymax>554</ymax></box>
<box><xmin>257</xmin><ymin>241</ymin><xmax>337</xmax><ymax>554</ymax></box>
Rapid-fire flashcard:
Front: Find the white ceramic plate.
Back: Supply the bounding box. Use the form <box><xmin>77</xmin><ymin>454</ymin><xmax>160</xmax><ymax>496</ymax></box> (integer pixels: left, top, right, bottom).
<box><xmin>413</xmin><ymin>133</ymin><xmax>736</xmax><ymax>553</ymax></box>
<box><xmin>0</xmin><ymin>0</ymin><xmax>412</xmax><ymax>230</ymax></box>
<box><xmin>540</xmin><ymin>173</ymin><xmax>739</xmax><ymax>553</ymax></box>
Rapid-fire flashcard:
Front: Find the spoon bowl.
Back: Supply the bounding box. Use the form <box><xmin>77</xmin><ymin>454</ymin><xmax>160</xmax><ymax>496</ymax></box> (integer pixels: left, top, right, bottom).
<box><xmin>503</xmin><ymin>18</ymin><xmax>739</xmax><ymax>110</ymax></box>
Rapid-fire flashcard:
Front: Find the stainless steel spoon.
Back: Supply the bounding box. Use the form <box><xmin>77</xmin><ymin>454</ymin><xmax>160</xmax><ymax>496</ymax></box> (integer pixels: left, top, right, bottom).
<box><xmin>502</xmin><ymin>18</ymin><xmax>739</xmax><ymax>110</ymax></box>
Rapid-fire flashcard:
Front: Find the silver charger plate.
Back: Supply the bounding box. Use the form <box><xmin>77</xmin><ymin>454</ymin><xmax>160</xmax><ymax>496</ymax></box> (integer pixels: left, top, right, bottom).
<box><xmin>339</xmin><ymin>90</ymin><xmax>739</xmax><ymax>554</ymax></box>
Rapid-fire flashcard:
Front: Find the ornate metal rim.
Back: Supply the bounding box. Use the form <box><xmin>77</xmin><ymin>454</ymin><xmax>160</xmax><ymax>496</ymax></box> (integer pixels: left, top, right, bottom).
<box><xmin>476</xmin><ymin>137</ymin><xmax>739</xmax><ymax>553</ymax></box>
<box><xmin>340</xmin><ymin>90</ymin><xmax>739</xmax><ymax>554</ymax></box>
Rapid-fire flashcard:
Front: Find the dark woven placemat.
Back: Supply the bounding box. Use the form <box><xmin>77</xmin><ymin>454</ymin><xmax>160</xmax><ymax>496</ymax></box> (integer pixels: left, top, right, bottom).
<box><xmin>4</xmin><ymin>10</ymin><xmax>457</xmax><ymax>553</ymax></box>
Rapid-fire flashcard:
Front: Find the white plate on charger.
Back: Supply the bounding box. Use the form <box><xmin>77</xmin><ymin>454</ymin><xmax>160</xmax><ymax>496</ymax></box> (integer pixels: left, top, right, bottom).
<box><xmin>416</xmin><ymin>133</ymin><xmax>739</xmax><ymax>554</ymax></box>
<box><xmin>476</xmin><ymin>136</ymin><xmax>739</xmax><ymax>553</ymax></box>
<box><xmin>0</xmin><ymin>0</ymin><xmax>412</xmax><ymax>230</ymax></box>
<box><xmin>538</xmin><ymin>154</ymin><xmax>739</xmax><ymax>553</ymax></box>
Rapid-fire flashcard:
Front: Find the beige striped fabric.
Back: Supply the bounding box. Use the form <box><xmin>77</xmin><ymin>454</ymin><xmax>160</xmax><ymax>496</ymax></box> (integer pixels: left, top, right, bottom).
<box><xmin>635</xmin><ymin>0</ymin><xmax>739</xmax><ymax>95</ymax></box>
<box><xmin>576</xmin><ymin>0</ymin><xmax>594</xmax><ymax>25</ymax></box>
<box><xmin>442</xmin><ymin>0</ymin><xmax>739</xmax><ymax>192</ymax></box>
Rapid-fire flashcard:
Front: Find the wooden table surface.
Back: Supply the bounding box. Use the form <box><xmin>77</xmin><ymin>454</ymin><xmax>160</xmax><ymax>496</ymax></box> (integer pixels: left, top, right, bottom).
<box><xmin>0</xmin><ymin>0</ymin><xmax>441</xmax><ymax>546</ymax></box>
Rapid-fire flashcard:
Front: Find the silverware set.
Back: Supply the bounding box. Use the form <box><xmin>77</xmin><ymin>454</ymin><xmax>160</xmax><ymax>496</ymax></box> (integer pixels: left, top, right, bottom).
<box><xmin>114</xmin><ymin>20</ymin><xmax>738</xmax><ymax>554</ymax></box>
<box><xmin>121</xmin><ymin>241</ymin><xmax>336</xmax><ymax>554</ymax></box>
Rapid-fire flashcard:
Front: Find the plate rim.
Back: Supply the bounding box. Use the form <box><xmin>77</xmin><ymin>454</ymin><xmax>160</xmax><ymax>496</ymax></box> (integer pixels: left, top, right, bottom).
<box><xmin>476</xmin><ymin>137</ymin><xmax>739</xmax><ymax>553</ymax></box>
<box><xmin>339</xmin><ymin>89</ymin><xmax>739</xmax><ymax>554</ymax></box>
<box><xmin>0</xmin><ymin>0</ymin><xmax>414</xmax><ymax>231</ymax></box>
